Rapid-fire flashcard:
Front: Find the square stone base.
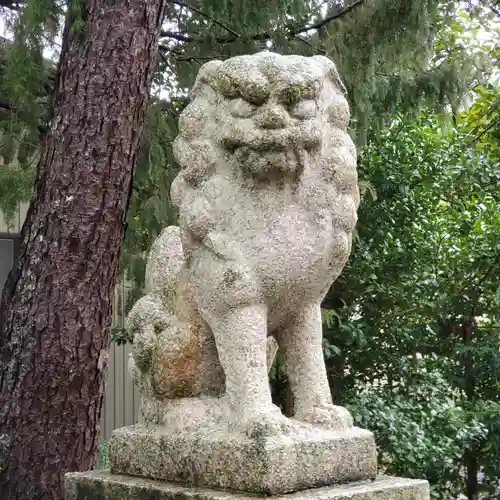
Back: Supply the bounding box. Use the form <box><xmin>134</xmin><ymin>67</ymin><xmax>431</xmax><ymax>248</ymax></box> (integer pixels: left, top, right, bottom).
<box><xmin>108</xmin><ymin>424</ymin><xmax>377</xmax><ymax>494</ymax></box>
<box><xmin>65</xmin><ymin>471</ymin><xmax>430</xmax><ymax>500</ymax></box>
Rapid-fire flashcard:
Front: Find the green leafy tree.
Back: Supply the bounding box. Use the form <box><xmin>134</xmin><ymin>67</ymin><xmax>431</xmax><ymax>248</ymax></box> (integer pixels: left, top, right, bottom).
<box><xmin>325</xmin><ymin>102</ymin><xmax>499</xmax><ymax>498</ymax></box>
<box><xmin>348</xmin><ymin>368</ymin><xmax>489</xmax><ymax>499</ymax></box>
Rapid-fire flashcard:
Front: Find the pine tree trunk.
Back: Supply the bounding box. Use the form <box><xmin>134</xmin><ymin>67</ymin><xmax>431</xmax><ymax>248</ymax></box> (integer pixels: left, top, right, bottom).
<box><xmin>0</xmin><ymin>1</ymin><xmax>164</xmax><ymax>498</ymax></box>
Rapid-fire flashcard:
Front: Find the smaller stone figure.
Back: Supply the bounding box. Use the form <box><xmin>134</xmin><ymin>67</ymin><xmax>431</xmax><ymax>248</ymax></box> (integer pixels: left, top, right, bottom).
<box><xmin>128</xmin><ymin>225</ymin><xmax>278</xmax><ymax>428</ymax></box>
<box><xmin>127</xmin><ymin>225</ymin><xmax>225</xmax><ymax>401</ymax></box>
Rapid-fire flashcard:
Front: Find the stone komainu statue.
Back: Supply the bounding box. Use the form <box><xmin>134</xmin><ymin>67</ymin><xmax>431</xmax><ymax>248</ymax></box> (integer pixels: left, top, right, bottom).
<box><xmin>127</xmin><ymin>51</ymin><xmax>359</xmax><ymax>437</ymax></box>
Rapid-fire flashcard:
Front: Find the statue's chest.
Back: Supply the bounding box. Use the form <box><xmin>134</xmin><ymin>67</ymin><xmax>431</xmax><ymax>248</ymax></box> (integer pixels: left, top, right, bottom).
<box><xmin>218</xmin><ymin>181</ymin><xmax>334</xmax><ymax>242</ymax></box>
<box><xmin>223</xmin><ymin>201</ymin><xmax>336</xmax><ymax>279</ymax></box>
<box><xmin>206</xmin><ymin>181</ymin><xmax>348</xmax><ymax>302</ymax></box>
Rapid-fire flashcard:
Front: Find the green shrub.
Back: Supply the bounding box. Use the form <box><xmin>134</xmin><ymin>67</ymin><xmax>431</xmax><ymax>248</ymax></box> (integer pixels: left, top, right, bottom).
<box><xmin>346</xmin><ymin>366</ymin><xmax>488</xmax><ymax>499</ymax></box>
<box><xmin>98</xmin><ymin>441</ymin><xmax>108</xmax><ymax>469</ymax></box>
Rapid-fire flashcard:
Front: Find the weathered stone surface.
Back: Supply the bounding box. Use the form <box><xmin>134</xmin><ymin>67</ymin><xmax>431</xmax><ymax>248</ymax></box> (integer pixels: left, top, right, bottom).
<box><xmin>65</xmin><ymin>471</ymin><xmax>430</xmax><ymax>500</ymax></box>
<box><xmin>108</xmin><ymin>423</ymin><xmax>377</xmax><ymax>494</ymax></box>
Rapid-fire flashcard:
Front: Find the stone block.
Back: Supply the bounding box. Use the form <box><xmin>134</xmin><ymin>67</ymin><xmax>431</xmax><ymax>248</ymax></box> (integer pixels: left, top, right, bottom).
<box><xmin>108</xmin><ymin>424</ymin><xmax>377</xmax><ymax>495</ymax></box>
<box><xmin>65</xmin><ymin>471</ymin><xmax>430</xmax><ymax>500</ymax></box>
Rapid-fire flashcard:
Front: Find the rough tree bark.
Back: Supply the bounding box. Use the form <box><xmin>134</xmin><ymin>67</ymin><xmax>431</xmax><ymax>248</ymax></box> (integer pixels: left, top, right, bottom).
<box><xmin>0</xmin><ymin>0</ymin><xmax>165</xmax><ymax>498</ymax></box>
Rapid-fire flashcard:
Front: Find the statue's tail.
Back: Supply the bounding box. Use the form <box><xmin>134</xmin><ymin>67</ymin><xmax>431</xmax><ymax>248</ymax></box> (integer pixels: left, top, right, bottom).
<box><xmin>144</xmin><ymin>226</ymin><xmax>185</xmax><ymax>302</ymax></box>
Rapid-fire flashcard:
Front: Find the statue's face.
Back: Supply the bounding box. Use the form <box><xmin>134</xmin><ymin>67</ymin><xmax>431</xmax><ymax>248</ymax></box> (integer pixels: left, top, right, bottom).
<box><xmin>220</xmin><ymin>84</ymin><xmax>322</xmax><ymax>178</ymax></box>
<box><xmin>192</xmin><ymin>53</ymin><xmax>349</xmax><ymax>180</ymax></box>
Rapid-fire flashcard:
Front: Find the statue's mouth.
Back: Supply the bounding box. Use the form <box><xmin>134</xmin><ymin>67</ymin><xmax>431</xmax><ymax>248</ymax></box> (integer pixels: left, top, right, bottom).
<box><xmin>221</xmin><ymin>132</ymin><xmax>320</xmax><ymax>154</ymax></box>
<box><xmin>232</xmin><ymin>144</ymin><xmax>308</xmax><ymax>180</ymax></box>
<box><xmin>220</xmin><ymin>128</ymin><xmax>320</xmax><ymax>182</ymax></box>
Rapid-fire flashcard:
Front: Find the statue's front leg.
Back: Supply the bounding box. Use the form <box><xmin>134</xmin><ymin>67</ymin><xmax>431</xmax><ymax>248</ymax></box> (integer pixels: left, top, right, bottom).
<box><xmin>190</xmin><ymin>239</ymin><xmax>292</xmax><ymax>437</ymax></box>
<box><xmin>276</xmin><ymin>302</ymin><xmax>353</xmax><ymax>430</ymax></box>
<box><xmin>210</xmin><ymin>304</ymin><xmax>292</xmax><ymax>437</ymax></box>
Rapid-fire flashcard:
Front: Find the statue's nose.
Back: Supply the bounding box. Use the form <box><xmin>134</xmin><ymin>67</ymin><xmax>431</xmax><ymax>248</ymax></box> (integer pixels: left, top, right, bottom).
<box><xmin>256</xmin><ymin>104</ymin><xmax>289</xmax><ymax>129</ymax></box>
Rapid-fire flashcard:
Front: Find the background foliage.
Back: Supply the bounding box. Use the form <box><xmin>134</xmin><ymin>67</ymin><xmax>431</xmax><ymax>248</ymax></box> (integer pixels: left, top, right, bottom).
<box><xmin>332</xmin><ymin>104</ymin><xmax>500</xmax><ymax>498</ymax></box>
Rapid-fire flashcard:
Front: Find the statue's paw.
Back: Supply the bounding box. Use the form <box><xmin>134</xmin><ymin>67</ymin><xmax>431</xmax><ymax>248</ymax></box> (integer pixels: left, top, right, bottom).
<box><xmin>294</xmin><ymin>404</ymin><xmax>353</xmax><ymax>430</ymax></box>
<box><xmin>235</xmin><ymin>407</ymin><xmax>296</xmax><ymax>439</ymax></box>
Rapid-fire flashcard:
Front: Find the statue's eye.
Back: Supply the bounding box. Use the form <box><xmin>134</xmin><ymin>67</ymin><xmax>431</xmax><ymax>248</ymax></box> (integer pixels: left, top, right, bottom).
<box><xmin>229</xmin><ymin>98</ymin><xmax>257</xmax><ymax>118</ymax></box>
<box><xmin>290</xmin><ymin>100</ymin><xmax>316</xmax><ymax>119</ymax></box>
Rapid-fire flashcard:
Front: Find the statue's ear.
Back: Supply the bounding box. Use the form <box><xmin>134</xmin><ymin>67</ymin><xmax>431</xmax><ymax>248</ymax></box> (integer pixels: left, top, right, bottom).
<box><xmin>311</xmin><ymin>55</ymin><xmax>348</xmax><ymax>97</ymax></box>
<box><xmin>191</xmin><ymin>60</ymin><xmax>223</xmax><ymax>99</ymax></box>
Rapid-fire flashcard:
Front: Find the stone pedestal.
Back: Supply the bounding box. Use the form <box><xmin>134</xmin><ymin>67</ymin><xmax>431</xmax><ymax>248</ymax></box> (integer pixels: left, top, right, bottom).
<box><xmin>108</xmin><ymin>424</ymin><xmax>377</xmax><ymax>495</ymax></box>
<box><xmin>65</xmin><ymin>471</ymin><xmax>429</xmax><ymax>500</ymax></box>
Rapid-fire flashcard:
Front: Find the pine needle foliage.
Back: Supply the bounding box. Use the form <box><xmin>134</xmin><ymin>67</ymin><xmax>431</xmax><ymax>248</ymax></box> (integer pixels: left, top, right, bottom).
<box><xmin>323</xmin><ymin>0</ymin><xmax>460</xmax><ymax>142</ymax></box>
<box><xmin>0</xmin><ymin>161</ymin><xmax>35</xmax><ymax>225</ymax></box>
<box><xmin>161</xmin><ymin>0</ymin><xmax>492</xmax><ymax>143</ymax></box>
<box><xmin>0</xmin><ymin>0</ymin><xmax>58</xmax><ymax>225</ymax></box>
<box><xmin>0</xmin><ymin>0</ymin><xmax>58</xmax><ymax>123</ymax></box>
<box><xmin>119</xmin><ymin>97</ymin><xmax>185</xmax><ymax>309</ymax></box>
